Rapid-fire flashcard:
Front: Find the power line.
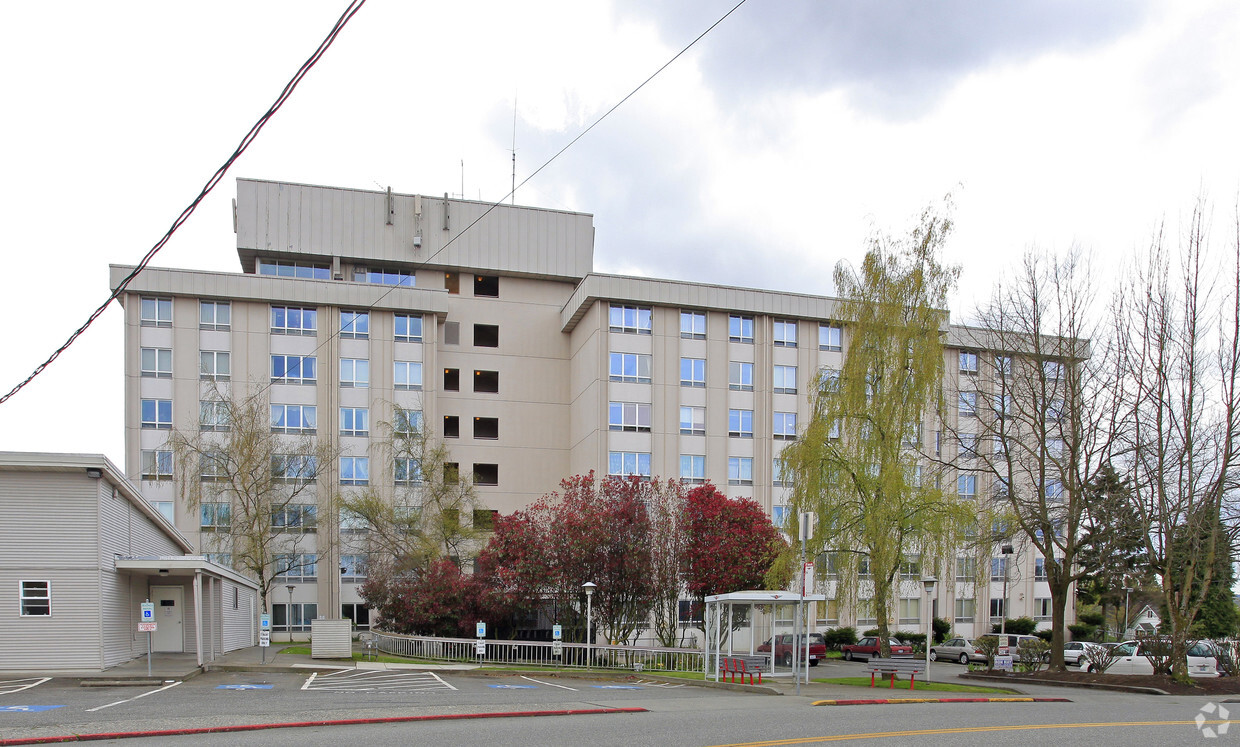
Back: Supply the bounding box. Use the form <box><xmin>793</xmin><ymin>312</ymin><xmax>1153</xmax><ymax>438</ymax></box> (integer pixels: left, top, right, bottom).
<box><xmin>0</xmin><ymin>0</ymin><xmax>368</xmax><ymax>407</ymax></box>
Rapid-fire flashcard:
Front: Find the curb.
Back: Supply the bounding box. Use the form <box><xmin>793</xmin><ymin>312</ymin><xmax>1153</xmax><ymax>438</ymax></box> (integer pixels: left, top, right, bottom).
<box><xmin>960</xmin><ymin>672</ymin><xmax>1170</xmax><ymax>696</ymax></box>
<box><xmin>812</xmin><ymin>697</ymin><xmax>1071</xmax><ymax>706</ymax></box>
<box><xmin>0</xmin><ymin>707</ymin><xmax>647</xmax><ymax>746</ymax></box>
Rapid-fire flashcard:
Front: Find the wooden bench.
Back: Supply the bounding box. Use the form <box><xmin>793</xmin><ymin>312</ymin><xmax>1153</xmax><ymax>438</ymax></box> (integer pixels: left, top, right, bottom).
<box><xmin>719</xmin><ymin>654</ymin><xmax>768</xmax><ymax>685</ymax></box>
<box><xmin>863</xmin><ymin>657</ymin><xmax>925</xmax><ymax>689</ymax></box>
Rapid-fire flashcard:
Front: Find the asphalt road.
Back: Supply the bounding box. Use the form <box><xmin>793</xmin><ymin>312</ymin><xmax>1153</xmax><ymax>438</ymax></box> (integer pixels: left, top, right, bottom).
<box><xmin>1</xmin><ymin>668</ymin><xmax>1235</xmax><ymax>746</ymax></box>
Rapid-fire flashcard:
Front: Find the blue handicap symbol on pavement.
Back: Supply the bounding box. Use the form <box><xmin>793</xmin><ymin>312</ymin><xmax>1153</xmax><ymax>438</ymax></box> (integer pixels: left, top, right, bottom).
<box><xmin>216</xmin><ymin>684</ymin><xmax>274</xmax><ymax>690</ymax></box>
<box><xmin>0</xmin><ymin>705</ymin><xmax>65</xmax><ymax>713</ymax></box>
<box><xmin>488</xmin><ymin>684</ymin><xmax>537</xmax><ymax>689</ymax></box>
<box><xmin>591</xmin><ymin>685</ymin><xmax>642</xmax><ymax>690</ymax></box>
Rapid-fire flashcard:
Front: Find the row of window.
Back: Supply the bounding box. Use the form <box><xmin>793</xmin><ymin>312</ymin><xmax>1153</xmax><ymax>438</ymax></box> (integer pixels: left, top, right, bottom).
<box><xmin>610</xmin><ymin>353</ymin><xmax>807</xmax><ymax>393</ymax></box>
<box><xmin>958</xmin><ymin>350</ymin><xmax>1064</xmax><ymax>382</ymax></box>
<box><xmin>141</xmin><ymin>297</ymin><xmax>427</xmax><ymax>343</ymax></box>
<box><xmin>616</xmin><ymin>305</ymin><xmax>844</xmax><ymax>350</ymax></box>
<box><xmin>609</xmin><ymin>451</ymin><xmax>756</xmax><ymax>486</ymax></box>
<box><xmin>606</xmin><ymin>403</ymin><xmax>799</xmax><ymax>439</ymax></box>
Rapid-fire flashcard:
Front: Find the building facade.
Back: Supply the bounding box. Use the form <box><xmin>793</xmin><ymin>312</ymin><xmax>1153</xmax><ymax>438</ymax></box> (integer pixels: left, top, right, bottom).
<box><xmin>112</xmin><ymin>178</ymin><xmax>1070</xmax><ymax>640</ymax></box>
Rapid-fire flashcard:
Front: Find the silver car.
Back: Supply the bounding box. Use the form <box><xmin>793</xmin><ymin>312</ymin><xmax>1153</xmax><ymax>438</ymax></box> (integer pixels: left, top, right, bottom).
<box><xmin>929</xmin><ymin>636</ymin><xmax>980</xmax><ymax>664</ymax></box>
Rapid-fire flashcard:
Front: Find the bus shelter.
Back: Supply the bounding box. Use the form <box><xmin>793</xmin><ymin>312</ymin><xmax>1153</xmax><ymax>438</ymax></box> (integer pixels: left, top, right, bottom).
<box><xmin>704</xmin><ymin>590</ymin><xmax>826</xmax><ymax>683</ymax></box>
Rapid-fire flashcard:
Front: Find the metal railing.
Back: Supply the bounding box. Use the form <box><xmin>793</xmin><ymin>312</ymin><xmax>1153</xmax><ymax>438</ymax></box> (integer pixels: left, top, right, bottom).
<box><xmin>372</xmin><ymin>631</ymin><xmax>706</xmax><ymax>674</ymax></box>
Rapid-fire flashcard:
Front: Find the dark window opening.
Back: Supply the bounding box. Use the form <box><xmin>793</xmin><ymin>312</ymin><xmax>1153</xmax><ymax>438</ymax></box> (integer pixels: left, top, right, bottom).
<box><xmin>473</xmin><ymin>463</ymin><xmax>499</xmax><ymax>486</ymax></box>
<box><xmin>474</xmin><ymin>370</ymin><xmax>499</xmax><ymax>393</ymax></box>
<box><xmin>473</xmin><ymin>417</ymin><xmax>499</xmax><ymax>440</ymax></box>
<box><xmin>473</xmin><ymin>509</ymin><xmax>498</xmax><ymax>531</ymax></box>
<box><xmin>474</xmin><ymin>324</ymin><xmax>499</xmax><ymax>348</ymax></box>
<box><xmin>444</xmin><ymin>368</ymin><xmax>460</xmax><ymax>391</ymax></box>
<box><xmin>443</xmin><ymin>415</ymin><xmax>460</xmax><ymax>438</ymax></box>
<box><xmin>474</xmin><ymin>275</ymin><xmax>499</xmax><ymax>297</ymax></box>
<box><xmin>445</xmin><ymin>272</ymin><xmax>459</xmax><ymax>294</ymax></box>
<box><xmin>444</xmin><ymin>463</ymin><xmax>460</xmax><ymax>483</ymax></box>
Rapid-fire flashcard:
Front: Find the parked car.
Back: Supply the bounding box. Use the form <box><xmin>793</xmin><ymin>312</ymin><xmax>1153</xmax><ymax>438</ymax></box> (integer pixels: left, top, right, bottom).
<box><xmin>840</xmin><ymin>636</ymin><xmax>913</xmax><ymax>661</ymax></box>
<box><xmin>1078</xmin><ymin>640</ymin><xmax>1220</xmax><ymax>677</ymax></box>
<box><xmin>972</xmin><ymin>633</ymin><xmax>1042</xmax><ymax>662</ymax></box>
<box><xmin>757</xmin><ymin>633</ymin><xmax>827</xmax><ymax>667</ymax></box>
<box><xmin>1043</xmin><ymin>640</ymin><xmax>1102</xmax><ymax>665</ymax></box>
<box><xmin>929</xmin><ymin>637</ymin><xmax>981</xmax><ymax>664</ymax></box>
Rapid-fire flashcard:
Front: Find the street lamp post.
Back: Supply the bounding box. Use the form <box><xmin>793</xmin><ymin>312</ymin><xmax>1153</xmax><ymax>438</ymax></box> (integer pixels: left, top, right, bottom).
<box><xmin>1000</xmin><ymin>544</ymin><xmax>1014</xmax><ymax>635</ymax></box>
<box><xmin>286</xmin><ymin>585</ymin><xmax>295</xmax><ymax>642</ymax></box>
<box><xmin>582</xmin><ymin>581</ymin><xmax>596</xmax><ymax>668</ymax></box>
<box><xmin>1122</xmin><ymin>575</ymin><xmax>1134</xmax><ymax>640</ymax></box>
<box><xmin>922</xmin><ymin>576</ymin><xmax>937</xmax><ymax>684</ymax></box>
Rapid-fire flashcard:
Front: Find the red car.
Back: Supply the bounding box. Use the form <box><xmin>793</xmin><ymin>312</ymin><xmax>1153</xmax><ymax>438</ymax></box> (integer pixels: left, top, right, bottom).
<box><xmin>757</xmin><ymin>633</ymin><xmax>827</xmax><ymax>667</ymax></box>
<box><xmin>841</xmin><ymin>636</ymin><xmax>913</xmax><ymax>661</ymax></box>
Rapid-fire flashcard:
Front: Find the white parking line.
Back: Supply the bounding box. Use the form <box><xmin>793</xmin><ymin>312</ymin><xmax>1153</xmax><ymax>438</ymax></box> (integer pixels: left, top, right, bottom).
<box><xmin>302</xmin><ymin>670</ymin><xmax>456</xmax><ymax>692</ymax></box>
<box><xmin>86</xmin><ymin>681</ymin><xmax>181</xmax><ymax>712</ymax></box>
<box><xmin>519</xmin><ymin>676</ymin><xmax>577</xmax><ymax>690</ymax></box>
<box><xmin>634</xmin><ymin>679</ymin><xmax>685</xmax><ymax>688</ymax></box>
<box><xmin>0</xmin><ymin>677</ymin><xmax>51</xmax><ymax>695</ymax></box>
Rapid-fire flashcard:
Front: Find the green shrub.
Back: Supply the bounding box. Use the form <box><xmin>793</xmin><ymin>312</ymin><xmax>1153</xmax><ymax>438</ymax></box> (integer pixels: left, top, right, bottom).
<box><xmin>862</xmin><ymin>628</ymin><xmax>881</xmax><ymax>637</ymax></box>
<box><xmin>1067</xmin><ymin>623</ymin><xmax>1096</xmax><ymax>641</ymax></box>
<box><xmin>822</xmin><ymin>627</ymin><xmax>859</xmax><ymax>650</ymax></box>
<box><xmin>894</xmin><ymin>631</ymin><xmax>926</xmax><ymax>648</ymax></box>
<box><xmin>1078</xmin><ymin>611</ymin><xmax>1105</xmax><ymax>627</ymax></box>
<box><xmin>1016</xmin><ymin>639</ymin><xmax>1049</xmax><ymax>673</ymax></box>
<box><xmin>932</xmin><ymin>617</ymin><xmax>951</xmax><ymax>644</ymax></box>
<box><xmin>991</xmin><ymin>617</ymin><xmax>1037</xmax><ymax>635</ymax></box>
<box><xmin>1034</xmin><ymin>629</ymin><xmax>1054</xmax><ymax>643</ymax></box>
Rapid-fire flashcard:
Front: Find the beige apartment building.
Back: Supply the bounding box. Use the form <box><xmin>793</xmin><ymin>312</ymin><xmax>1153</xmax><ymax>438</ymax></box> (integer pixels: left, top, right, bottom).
<box><xmin>112</xmin><ymin>178</ymin><xmax>1069</xmax><ymax>640</ymax></box>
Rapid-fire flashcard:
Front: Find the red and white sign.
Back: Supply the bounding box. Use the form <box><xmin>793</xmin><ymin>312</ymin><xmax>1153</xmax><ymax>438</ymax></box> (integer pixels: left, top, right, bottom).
<box><xmin>138</xmin><ymin>622</ymin><xmax>157</xmax><ymax>632</ymax></box>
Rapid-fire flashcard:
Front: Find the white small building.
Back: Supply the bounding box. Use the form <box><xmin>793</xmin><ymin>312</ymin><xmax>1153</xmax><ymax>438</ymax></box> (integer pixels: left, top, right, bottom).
<box><xmin>0</xmin><ymin>452</ymin><xmax>259</xmax><ymax>672</ymax></box>
<box><xmin>1126</xmin><ymin>604</ymin><xmax>1161</xmax><ymax>639</ymax></box>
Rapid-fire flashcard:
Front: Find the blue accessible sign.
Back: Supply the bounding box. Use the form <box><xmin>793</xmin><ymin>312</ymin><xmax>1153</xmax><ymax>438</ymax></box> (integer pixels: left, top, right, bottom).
<box><xmin>0</xmin><ymin>705</ymin><xmax>65</xmax><ymax>712</ymax></box>
<box><xmin>216</xmin><ymin>684</ymin><xmax>274</xmax><ymax>690</ymax></box>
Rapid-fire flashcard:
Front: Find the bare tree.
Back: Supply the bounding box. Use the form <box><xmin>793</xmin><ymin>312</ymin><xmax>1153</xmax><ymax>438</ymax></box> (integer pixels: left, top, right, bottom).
<box><xmin>1116</xmin><ymin>199</ymin><xmax>1240</xmax><ymax>681</ymax></box>
<box><xmin>953</xmin><ymin>249</ymin><xmax>1122</xmax><ymax>669</ymax></box>
<box><xmin>167</xmin><ymin>385</ymin><xmax>340</xmax><ymax>612</ymax></box>
<box><xmin>645</xmin><ymin>478</ymin><xmax>689</xmax><ymax>648</ymax></box>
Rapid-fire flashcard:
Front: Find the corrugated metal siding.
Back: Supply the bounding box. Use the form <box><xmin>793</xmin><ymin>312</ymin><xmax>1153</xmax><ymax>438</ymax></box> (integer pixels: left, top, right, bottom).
<box><xmin>0</xmin><ymin>571</ymin><xmax>102</xmax><ymax>670</ymax></box>
<box><xmin>221</xmin><ymin>580</ymin><xmax>256</xmax><ymax>652</ymax></box>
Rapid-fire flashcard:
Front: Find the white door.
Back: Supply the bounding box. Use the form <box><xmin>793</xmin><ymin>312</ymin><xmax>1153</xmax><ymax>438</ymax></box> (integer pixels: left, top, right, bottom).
<box><xmin>150</xmin><ymin>585</ymin><xmax>184</xmax><ymax>652</ymax></box>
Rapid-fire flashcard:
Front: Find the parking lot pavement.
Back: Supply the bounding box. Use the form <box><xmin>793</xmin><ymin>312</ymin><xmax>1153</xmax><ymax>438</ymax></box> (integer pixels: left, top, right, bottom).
<box><xmin>301</xmin><ymin>669</ymin><xmax>457</xmax><ymax>692</ymax></box>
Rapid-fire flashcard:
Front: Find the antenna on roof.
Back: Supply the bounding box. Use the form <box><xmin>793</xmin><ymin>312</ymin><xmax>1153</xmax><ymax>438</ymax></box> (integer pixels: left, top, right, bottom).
<box><xmin>511</xmin><ymin>94</ymin><xmax>518</xmax><ymax>205</ymax></box>
<box><xmin>460</xmin><ymin>159</ymin><xmax>465</xmax><ymax>200</ymax></box>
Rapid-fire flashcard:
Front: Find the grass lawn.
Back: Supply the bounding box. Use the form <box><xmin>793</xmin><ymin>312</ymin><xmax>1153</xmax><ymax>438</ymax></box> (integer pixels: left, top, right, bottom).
<box><xmin>812</xmin><ymin>676</ymin><xmax>1017</xmax><ymax>694</ymax></box>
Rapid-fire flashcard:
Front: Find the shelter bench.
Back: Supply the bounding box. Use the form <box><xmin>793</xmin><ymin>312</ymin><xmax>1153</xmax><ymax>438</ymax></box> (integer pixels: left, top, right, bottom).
<box><xmin>864</xmin><ymin>657</ymin><xmax>925</xmax><ymax>689</ymax></box>
<box><xmin>719</xmin><ymin>654</ymin><xmax>767</xmax><ymax>685</ymax></box>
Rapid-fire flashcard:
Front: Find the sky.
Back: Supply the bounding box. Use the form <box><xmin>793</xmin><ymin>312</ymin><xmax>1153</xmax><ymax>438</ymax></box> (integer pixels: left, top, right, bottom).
<box><xmin>0</xmin><ymin>0</ymin><xmax>1237</xmax><ymax>467</ymax></box>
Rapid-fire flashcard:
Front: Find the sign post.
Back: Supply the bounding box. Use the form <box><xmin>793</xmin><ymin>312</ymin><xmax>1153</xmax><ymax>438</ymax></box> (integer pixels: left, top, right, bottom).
<box><xmin>260</xmin><ymin>614</ymin><xmax>271</xmax><ymax>663</ymax></box>
<box><xmin>552</xmin><ymin>624</ymin><xmax>563</xmax><ymax>658</ymax></box>
<box><xmin>139</xmin><ymin>601</ymin><xmax>156</xmax><ymax>677</ymax></box>
<box><xmin>475</xmin><ymin>621</ymin><xmax>486</xmax><ymax>658</ymax></box>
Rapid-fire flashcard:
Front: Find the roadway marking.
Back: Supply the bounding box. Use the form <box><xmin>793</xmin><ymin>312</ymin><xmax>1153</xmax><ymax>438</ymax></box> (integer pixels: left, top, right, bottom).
<box><xmin>217</xmin><ymin>684</ymin><xmax>275</xmax><ymax>690</ymax></box>
<box><xmin>634</xmin><ymin>680</ymin><xmax>685</xmax><ymax>688</ymax></box>
<box><xmin>0</xmin><ymin>705</ymin><xmax>65</xmax><ymax>713</ymax></box>
<box><xmin>489</xmin><ymin>684</ymin><xmax>538</xmax><ymax>689</ymax></box>
<box><xmin>592</xmin><ymin>685</ymin><xmax>643</xmax><ymax>690</ymax></box>
<box><xmin>85</xmin><ymin>681</ymin><xmax>182</xmax><ymax>712</ymax></box>
<box><xmin>0</xmin><ymin>677</ymin><xmax>51</xmax><ymax>695</ymax></box>
<box><xmin>302</xmin><ymin>670</ymin><xmax>456</xmax><ymax>692</ymax></box>
<box><xmin>520</xmin><ymin>676</ymin><xmax>577</xmax><ymax>690</ymax></box>
<box><xmin>706</xmin><ymin>719</ymin><xmax>1240</xmax><ymax>745</ymax></box>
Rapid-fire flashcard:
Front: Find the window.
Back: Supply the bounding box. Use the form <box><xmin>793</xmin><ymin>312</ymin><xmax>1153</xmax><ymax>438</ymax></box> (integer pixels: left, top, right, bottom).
<box><xmin>773</xmin><ymin>320</ymin><xmax>797</xmax><ymax>347</ymax></box>
<box><xmin>393</xmin><ymin>361</ymin><xmax>422</xmax><ymax>390</ymax></box>
<box><xmin>444</xmin><ymin>463</ymin><xmax>461</xmax><ymax>484</ymax></box>
<box><xmin>141</xmin><ymin>348</ymin><xmax>172</xmax><ymax>378</ymax></box>
<box><xmin>340</xmin><ymin>457</ymin><xmax>369</xmax><ymax>486</ymax></box>
<box><xmin>729</xmin><ymin>361</ymin><xmax>753</xmax><ymax>391</ymax></box>
<box><xmin>341</xmin><ymin>603</ymin><xmax>370</xmax><ymax>630</ymax></box>
<box><xmin>340</xmin><ymin>358</ymin><xmax>369</xmax><ymax>388</ymax></box>
<box><xmin>1046</xmin><ymin>437</ymin><xmax>1065</xmax><ymax>456</ymax></box>
<box><xmin>1048</xmin><ymin>400</ymin><xmax>1065</xmax><ymax>421</ymax></box>
<box><xmin>443</xmin><ymin>415</ymin><xmax>460</xmax><ymax>438</ymax></box>
<box><xmin>609</xmin><ymin>402</ymin><xmax>652</xmax><ymax>432</ymax></box>
<box><xmin>900</xmin><ymin>555</ymin><xmax>921</xmax><ymax>579</ymax></box>
<box><xmin>609</xmin><ymin>353</ymin><xmax>651</xmax><ymax>384</ymax></box>
<box><xmin>960</xmin><ymin>351</ymin><xmax>978</xmax><ymax>374</ymax></box>
<box><xmin>341</xmin><ymin>555</ymin><xmax>368</xmax><ymax>580</ymax></box>
<box><xmin>474</xmin><ymin>275</ymin><xmax>499</xmax><ymax>297</ymax></box>
<box><xmin>858</xmin><ymin>558</ymin><xmax>872</xmax><ymax>578</ymax></box>
<box><xmin>993</xmin><ymin>394</ymin><xmax>1012</xmax><ymax>417</ymax></box>
<box><xmin>474</xmin><ymin>324</ymin><xmax>499</xmax><ymax>347</ymax></box>
<box><xmin>828</xmin><ymin>419</ymin><xmax>841</xmax><ymax>440</ymax></box>
<box><xmin>445</xmin><ymin>272</ymin><xmax>460</xmax><ymax>294</ymax></box>
<box><xmin>609</xmin><ymin>304</ymin><xmax>652</xmax><ymax>334</ymax></box>
<box><xmin>271</xmin><ymin>355</ymin><xmax>316</xmax><ymax>384</ymax></box>
<box><xmin>353</xmin><ymin>267</ymin><xmax>414</xmax><ymax>286</ymax></box>
<box><xmin>270</xmin><ymin>306</ymin><xmax>317</xmax><ymax>335</ymax></box>
<box><xmin>995</xmin><ymin>355</ymin><xmax>1012</xmax><ymax>377</ymax></box>
<box><xmin>680</xmin><ymin>455</ymin><xmax>706</xmax><ymax>483</ymax></box>
<box><xmin>340</xmin><ymin>407</ymin><xmax>369</xmax><ymax>437</ymax></box>
<box><xmin>260</xmin><ymin>259</ymin><xmax>329</xmax><ymax>279</ymax></box>
<box><xmin>201</xmin><ymin>502</ymin><xmax>231</xmax><ymax>531</ymax></box>
<box><xmin>728</xmin><ymin>409</ymin><xmax>754</xmax><ymax>438</ymax></box>
<box><xmin>990</xmin><ymin>557</ymin><xmax>1009</xmax><ymax>581</ymax></box>
<box><xmin>774</xmin><ymin>365</ymin><xmax>797</xmax><ymax>394</ymax></box>
<box><xmin>395</xmin><ymin>458</ymin><xmax>422</xmax><ymax>485</ymax></box>
<box><xmin>275</xmin><ymin>553</ymin><xmax>318</xmax><ymax>582</ymax></box>
<box><xmin>394</xmin><ymin>408</ymin><xmax>422</xmax><ymax>436</ymax></box>
<box><xmin>898</xmin><ymin>597</ymin><xmax>921</xmax><ymax>626</ymax></box>
<box><xmin>473</xmin><ymin>417</ymin><xmax>499</xmax><ymax>439</ymax></box>
<box><xmin>443</xmin><ymin>368</ymin><xmax>460</xmax><ymax>391</ymax></box>
<box><xmin>680</xmin><ymin>406</ymin><xmax>705</xmax><ymax>436</ymax></box>
<box><xmin>680</xmin><ymin>358</ymin><xmax>706</xmax><ymax>387</ymax></box>
<box><xmin>200</xmin><ymin>300</ymin><xmax>230</xmax><ymax>330</ymax></box>
<box><xmin>773</xmin><ymin>458</ymin><xmax>791</xmax><ymax>487</ymax></box>
<box><xmin>608</xmin><ymin>451</ymin><xmax>651</xmax><ymax>478</ymax></box>
<box><xmin>199</xmin><ymin>401</ymin><xmax>230</xmax><ymax>431</ymax></box>
<box><xmin>773</xmin><ymin>412</ymin><xmax>797</xmax><ymax>440</ymax></box>
<box><xmin>19</xmin><ymin>581</ymin><xmax>50</xmax><ymax>617</ymax></box>
<box><xmin>819</xmin><ymin>367</ymin><xmax>840</xmax><ymax>393</ymax></box>
<box><xmin>271</xmin><ymin>404</ymin><xmax>316</xmax><ymax>434</ymax></box>
<box><xmin>474</xmin><ymin>370</ymin><xmax>499</xmax><ymax>393</ymax></box>
<box><xmin>728</xmin><ymin>315</ymin><xmax>754</xmax><ymax>343</ymax></box>
<box><xmin>340</xmin><ymin>311</ymin><xmax>369</xmax><ymax>338</ymax></box>
<box><xmin>1034</xmin><ymin>597</ymin><xmax>1052</xmax><ymax>621</ymax></box>
<box><xmin>680</xmin><ymin>311</ymin><xmax>705</xmax><ymax>339</ymax></box>
<box><xmin>473</xmin><ymin>464</ymin><xmax>499</xmax><ymax>486</ymax></box>
<box><xmin>394</xmin><ymin>314</ymin><xmax>423</xmax><ymax>342</ymax></box>
<box><xmin>958</xmin><ymin>391</ymin><xmax>977</xmax><ymax>417</ymax></box>
<box><xmin>141</xmin><ymin>449</ymin><xmax>173</xmax><ymax>480</ymax></box>
<box><xmin>141</xmin><ymin>399</ymin><xmax>172</xmax><ymax>429</ymax></box>
<box><xmin>1035</xmin><ymin>557</ymin><xmax>1048</xmax><ymax>581</ymax></box>
<box><xmin>819</xmin><ymin>324</ymin><xmax>842</xmax><ymax>351</ymax></box>
<box><xmin>205</xmin><ymin>553</ymin><xmax>231</xmax><ymax>568</ymax></box>
<box><xmin>339</xmin><ymin>509</ymin><xmax>368</xmax><ymax>534</ymax></box>
<box><xmin>728</xmin><ymin>457</ymin><xmax>753</xmax><ymax>486</ymax></box>
<box><xmin>955</xmin><ymin>556</ymin><xmax>976</xmax><ymax>582</ymax></box>
<box><xmin>272</xmin><ymin>455</ymin><xmax>317</xmax><ymax>482</ymax></box>
<box><xmin>200</xmin><ymin>452</ymin><xmax>226</xmax><ymax>482</ymax></box>
<box><xmin>140</xmin><ymin>297</ymin><xmax>172</xmax><ymax>327</ymax></box>
<box><xmin>958</xmin><ymin>433</ymin><xmax>979</xmax><ymax>460</ymax></box>
<box><xmin>954</xmin><ymin>598</ymin><xmax>975</xmax><ymax>623</ymax></box>
<box><xmin>1044</xmin><ymin>360</ymin><xmax>1064</xmax><ymax>381</ymax></box>
<box><xmin>199</xmin><ymin>351</ymin><xmax>230</xmax><ymax>381</ymax></box>
<box><xmin>274</xmin><ymin>602</ymin><xmax>319</xmax><ymax>632</ymax></box>
<box><xmin>989</xmin><ymin>598</ymin><xmax>1006</xmax><ymax>620</ymax></box>
<box><xmin>272</xmin><ymin>504</ymin><xmax>317</xmax><ymax>532</ymax></box>
<box><xmin>772</xmin><ymin>505</ymin><xmax>789</xmax><ymax>527</ymax></box>
<box><xmin>1044</xmin><ymin>480</ymin><xmax>1064</xmax><ymax>502</ymax></box>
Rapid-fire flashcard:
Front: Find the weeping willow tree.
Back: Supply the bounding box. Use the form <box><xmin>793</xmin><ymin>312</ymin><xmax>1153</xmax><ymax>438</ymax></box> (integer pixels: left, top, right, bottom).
<box><xmin>776</xmin><ymin>205</ymin><xmax>973</xmax><ymax>656</ymax></box>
